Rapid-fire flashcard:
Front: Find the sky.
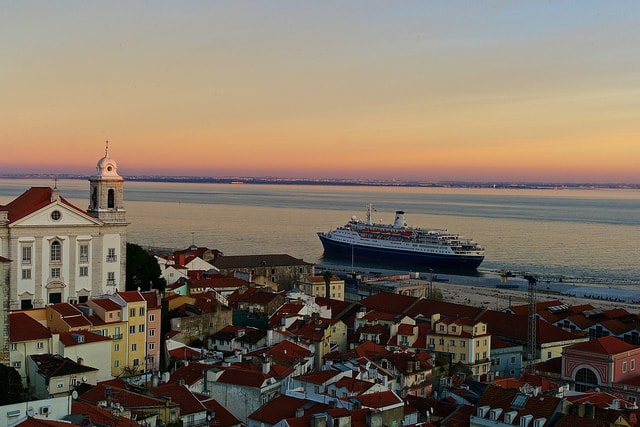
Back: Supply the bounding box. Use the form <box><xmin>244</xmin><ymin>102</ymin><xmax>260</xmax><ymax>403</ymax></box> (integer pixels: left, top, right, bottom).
<box><xmin>1</xmin><ymin>1</ymin><xmax>639</xmax><ymax>183</ymax></box>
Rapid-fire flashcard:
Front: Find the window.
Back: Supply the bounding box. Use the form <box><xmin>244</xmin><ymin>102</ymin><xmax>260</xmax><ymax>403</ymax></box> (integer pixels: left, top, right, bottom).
<box><xmin>22</xmin><ymin>246</ymin><xmax>32</xmax><ymax>265</ymax></box>
<box><xmin>139</xmin><ymin>307</ymin><xmax>145</xmax><ymax>316</ymax></box>
<box><xmin>149</xmin><ymin>343</ymin><xmax>155</xmax><ymax>350</ymax></box>
<box><xmin>451</xmin><ymin>326</ymin><xmax>457</xmax><ymax>332</ymax></box>
<box><xmin>439</xmin><ymin>338</ymin><xmax>444</xmax><ymax>345</ymax></box>
<box><xmin>107</xmin><ymin>248</ymin><xmax>117</xmax><ymax>262</ymax></box>
<box><xmin>132</xmin><ymin>343</ymin><xmax>137</xmax><ymax>352</ymax></box>
<box><xmin>114</xmin><ymin>360</ymin><xmax>120</xmax><ymax>368</ymax></box>
<box><xmin>450</xmin><ymin>340</ymin><xmax>456</xmax><ymax>347</ymax></box>
<box><xmin>511</xmin><ymin>356</ymin><xmax>517</xmax><ymax>363</ymax></box>
<box><xmin>79</xmin><ymin>244</ymin><xmax>89</xmax><ymax>263</ymax></box>
<box><xmin>129</xmin><ymin>325</ymin><xmax>135</xmax><ymax>334</ymax></box>
<box><xmin>130</xmin><ymin>308</ymin><xmax>135</xmax><ymax>317</ymax></box>
<box><xmin>51</xmin><ymin>267</ymin><xmax>61</xmax><ymax>278</ymax></box>
<box><xmin>139</xmin><ymin>324</ymin><xmax>145</xmax><ymax>333</ymax></box>
<box><xmin>108</xmin><ymin>189</ymin><xmax>115</xmax><ymax>208</ymax></box>
<box><xmin>51</xmin><ymin>210</ymin><xmax>61</xmax><ymax>221</ymax></box>
<box><xmin>12</xmin><ymin>361</ymin><xmax>21</xmax><ymax>369</ymax></box>
<box><xmin>36</xmin><ymin>342</ymin><xmax>44</xmax><ymax>349</ymax></box>
<box><xmin>461</xmin><ymin>341</ymin><xmax>466</xmax><ymax>347</ymax></box>
<box><xmin>547</xmin><ymin>351</ymin><xmax>552</xmax><ymax>359</ymax></box>
<box><xmin>11</xmin><ymin>343</ymin><xmax>17</xmax><ymax>351</ymax></box>
<box><xmin>623</xmin><ymin>362</ymin><xmax>628</xmax><ymax>372</ymax></box>
<box><xmin>114</xmin><ymin>344</ymin><xmax>120</xmax><ymax>351</ymax></box>
<box><xmin>460</xmin><ymin>354</ymin><xmax>466</xmax><ymax>361</ymax></box>
<box><xmin>22</xmin><ymin>269</ymin><xmax>31</xmax><ymax>279</ymax></box>
<box><xmin>50</xmin><ymin>240</ymin><xmax>61</xmax><ymax>262</ymax></box>
<box><xmin>439</xmin><ymin>325</ymin><xmax>445</xmax><ymax>332</ymax></box>
<box><xmin>149</xmin><ymin>328</ymin><xmax>155</xmax><ymax>337</ymax></box>
<box><xmin>632</xmin><ymin>360</ymin><xmax>636</xmax><ymax>371</ymax></box>
<box><xmin>79</xmin><ymin>266</ymin><xmax>88</xmax><ymax>277</ymax></box>
<box><xmin>133</xmin><ymin>358</ymin><xmax>140</xmax><ymax>367</ymax></box>
<box><xmin>107</xmin><ymin>272</ymin><xmax>115</xmax><ymax>285</ymax></box>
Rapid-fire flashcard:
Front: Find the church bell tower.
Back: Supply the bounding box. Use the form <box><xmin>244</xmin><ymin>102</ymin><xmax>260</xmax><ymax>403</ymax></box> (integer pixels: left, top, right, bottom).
<box><xmin>88</xmin><ymin>141</ymin><xmax>126</xmax><ymax>223</ymax></box>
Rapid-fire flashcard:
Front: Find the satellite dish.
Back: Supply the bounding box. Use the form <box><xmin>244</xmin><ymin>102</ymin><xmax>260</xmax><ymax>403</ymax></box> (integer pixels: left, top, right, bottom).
<box><xmin>71</xmin><ymin>390</ymin><xmax>79</xmax><ymax>400</ymax></box>
<box><xmin>82</xmin><ymin>376</ymin><xmax>87</xmax><ymax>383</ymax></box>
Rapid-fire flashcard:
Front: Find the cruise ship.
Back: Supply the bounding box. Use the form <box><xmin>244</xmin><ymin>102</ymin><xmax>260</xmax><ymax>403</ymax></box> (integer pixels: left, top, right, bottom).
<box><xmin>317</xmin><ymin>204</ymin><xmax>485</xmax><ymax>269</ymax></box>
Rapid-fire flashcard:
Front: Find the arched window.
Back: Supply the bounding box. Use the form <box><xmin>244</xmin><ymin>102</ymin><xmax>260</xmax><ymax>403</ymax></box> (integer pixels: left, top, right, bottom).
<box><xmin>575</xmin><ymin>367</ymin><xmax>599</xmax><ymax>392</ymax></box>
<box><xmin>50</xmin><ymin>240</ymin><xmax>61</xmax><ymax>262</ymax></box>
<box><xmin>107</xmin><ymin>189</ymin><xmax>115</xmax><ymax>208</ymax></box>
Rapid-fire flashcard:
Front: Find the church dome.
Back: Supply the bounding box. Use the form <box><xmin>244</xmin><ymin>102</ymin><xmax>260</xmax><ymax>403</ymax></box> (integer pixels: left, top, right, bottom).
<box><xmin>95</xmin><ymin>142</ymin><xmax>121</xmax><ymax>178</ymax></box>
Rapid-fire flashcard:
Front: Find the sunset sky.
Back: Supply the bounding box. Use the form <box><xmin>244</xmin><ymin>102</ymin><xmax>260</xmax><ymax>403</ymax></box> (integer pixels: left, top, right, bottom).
<box><xmin>2</xmin><ymin>2</ymin><xmax>639</xmax><ymax>183</ymax></box>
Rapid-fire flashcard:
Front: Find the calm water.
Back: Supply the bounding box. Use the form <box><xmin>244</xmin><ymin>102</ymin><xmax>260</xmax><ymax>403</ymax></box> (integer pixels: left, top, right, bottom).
<box><xmin>1</xmin><ymin>179</ymin><xmax>639</xmax><ymax>287</ymax></box>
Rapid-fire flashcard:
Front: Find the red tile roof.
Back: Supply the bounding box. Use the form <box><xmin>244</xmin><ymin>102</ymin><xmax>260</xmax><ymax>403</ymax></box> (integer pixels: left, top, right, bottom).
<box><xmin>169</xmin><ymin>362</ymin><xmax>218</xmax><ymax>386</ymax></box>
<box><xmin>566</xmin><ymin>336</ymin><xmax>639</xmax><ymax>355</ymax></box>
<box><xmin>151</xmin><ymin>382</ymin><xmax>205</xmax><ymax>415</ymax></box>
<box><xmin>3</xmin><ymin>187</ymin><xmax>92</xmax><ymax>223</ymax></box>
<box><xmin>116</xmin><ymin>290</ymin><xmax>145</xmax><ymax>302</ymax></box>
<box><xmin>355</xmin><ymin>390</ymin><xmax>403</xmax><ymax>409</ymax></box>
<box><xmin>248</xmin><ymin>394</ymin><xmax>327</xmax><ymax>424</ymax></box>
<box><xmin>331</xmin><ymin>376</ymin><xmax>375</xmax><ymax>394</ymax></box>
<box><xmin>90</xmin><ymin>297</ymin><xmax>123</xmax><ymax>311</ymax></box>
<box><xmin>359</xmin><ymin>292</ymin><xmax>418</xmax><ymax>315</ymax></box>
<box><xmin>59</xmin><ymin>330</ymin><xmax>112</xmax><ymax>347</ymax></box>
<box><xmin>294</xmin><ymin>369</ymin><xmax>342</xmax><ymax>385</ymax></box>
<box><xmin>10</xmin><ymin>312</ymin><xmax>52</xmax><ymax>342</ymax></box>
<box><xmin>72</xmin><ymin>401</ymin><xmax>142</xmax><ymax>427</ymax></box>
<box><xmin>199</xmin><ymin>397</ymin><xmax>242</xmax><ymax>427</ymax></box>
<box><xmin>216</xmin><ymin>367</ymin><xmax>270</xmax><ymax>388</ymax></box>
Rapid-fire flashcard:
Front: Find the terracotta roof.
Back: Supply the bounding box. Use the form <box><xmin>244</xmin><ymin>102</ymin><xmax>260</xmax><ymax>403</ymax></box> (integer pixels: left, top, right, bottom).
<box><xmin>0</xmin><ymin>256</ymin><xmax>11</xmax><ymax>262</ymax></box>
<box><xmin>347</xmin><ymin>340</ymin><xmax>391</xmax><ymax>359</ymax></box>
<box><xmin>81</xmin><ymin>382</ymin><xmax>175</xmax><ymax>409</ymax></box>
<box><xmin>151</xmin><ymin>382</ymin><xmax>205</xmax><ymax>415</ymax></box>
<box><xmin>189</xmin><ymin>276</ymin><xmax>248</xmax><ymax>289</ymax></box>
<box><xmin>359</xmin><ymin>292</ymin><xmax>418</xmax><ymax>315</ymax></box>
<box><xmin>12</xmin><ymin>417</ymin><xmax>82</xmax><ymax>427</ymax></box>
<box><xmin>10</xmin><ymin>312</ymin><xmax>52</xmax><ymax>342</ymax></box>
<box><xmin>50</xmin><ymin>302</ymin><xmax>85</xmax><ymax>317</ymax></box>
<box><xmin>59</xmin><ymin>330</ymin><xmax>112</xmax><ymax>347</ymax></box>
<box><xmin>355</xmin><ymin>390</ymin><xmax>402</xmax><ymax>409</ymax></box>
<box><xmin>565</xmin><ymin>336</ymin><xmax>639</xmax><ymax>355</ymax></box>
<box><xmin>72</xmin><ymin>401</ymin><xmax>142</xmax><ymax>427</ymax></box>
<box><xmin>30</xmin><ymin>354</ymin><xmax>98</xmax><ymax>377</ymax></box>
<box><xmin>89</xmin><ymin>297</ymin><xmax>123</xmax><ymax>311</ymax></box>
<box><xmin>476</xmin><ymin>384</ymin><xmax>562</xmax><ymax>425</ymax></box>
<box><xmin>169</xmin><ymin>362</ymin><xmax>218</xmax><ymax>386</ymax></box>
<box><xmin>2</xmin><ymin>187</ymin><xmax>93</xmax><ymax>223</ymax></box>
<box><xmin>248</xmin><ymin>394</ymin><xmax>327</xmax><ymax>424</ymax></box>
<box><xmin>168</xmin><ymin>345</ymin><xmax>203</xmax><ymax>360</ymax></box>
<box><xmin>199</xmin><ymin>397</ymin><xmax>242</xmax><ymax>427</ymax></box>
<box><xmin>212</xmin><ymin>254</ymin><xmax>313</xmax><ymax>268</ymax></box>
<box><xmin>216</xmin><ymin>367</ymin><xmax>270</xmax><ymax>388</ymax></box>
<box><xmin>294</xmin><ymin>369</ymin><xmax>342</xmax><ymax>385</ymax></box>
<box><xmin>116</xmin><ymin>290</ymin><xmax>145</xmax><ymax>302</ymax></box>
<box><xmin>331</xmin><ymin>376</ymin><xmax>376</xmax><ymax>394</ymax></box>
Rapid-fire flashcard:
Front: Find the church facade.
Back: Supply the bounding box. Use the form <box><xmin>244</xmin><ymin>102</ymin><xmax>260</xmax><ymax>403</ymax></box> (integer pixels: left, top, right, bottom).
<box><xmin>0</xmin><ymin>150</ymin><xmax>128</xmax><ymax>310</ymax></box>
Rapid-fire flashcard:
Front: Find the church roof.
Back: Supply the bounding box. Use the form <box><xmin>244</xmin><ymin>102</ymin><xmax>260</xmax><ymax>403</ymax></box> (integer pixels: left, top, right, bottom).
<box><xmin>2</xmin><ymin>187</ymin><xmax>92</xmax><ymax>223</ymax></box>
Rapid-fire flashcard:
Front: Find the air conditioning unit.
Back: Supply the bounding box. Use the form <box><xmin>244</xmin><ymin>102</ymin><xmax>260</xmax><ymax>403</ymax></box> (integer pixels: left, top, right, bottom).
<box><xmin>39</xmin><ymin>405</ymin><xmax>51</xmax><ymax>415</ymax></box>
<box><xmin>6</xmin><ymin>409</ymin><xmax>21</xmax><ymax>418</ymax></box>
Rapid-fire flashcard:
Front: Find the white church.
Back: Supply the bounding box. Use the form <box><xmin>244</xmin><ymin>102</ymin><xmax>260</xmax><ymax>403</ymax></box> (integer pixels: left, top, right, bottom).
<box><xmin>0</xmin><ymin>148</ymin><xmax>128</xmax><ymax>310</ymax></box>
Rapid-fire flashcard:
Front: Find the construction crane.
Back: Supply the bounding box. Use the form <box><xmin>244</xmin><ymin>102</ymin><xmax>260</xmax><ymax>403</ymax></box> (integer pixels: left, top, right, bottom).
<box><xmin>524</xmin><ymin>275</ymin><xmax>538</xmax><ymax>372</ymax></box>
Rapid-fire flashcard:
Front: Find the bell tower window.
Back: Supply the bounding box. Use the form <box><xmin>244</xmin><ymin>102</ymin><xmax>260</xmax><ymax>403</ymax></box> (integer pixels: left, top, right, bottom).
<box><xmin>108</xmin><ymin>189</ymin><xmax>115</xmax><ymax>208</ymax></box>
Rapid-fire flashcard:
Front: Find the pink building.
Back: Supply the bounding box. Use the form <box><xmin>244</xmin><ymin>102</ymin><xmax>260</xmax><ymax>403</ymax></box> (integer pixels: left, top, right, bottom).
<box><xmin>562</xmin><ymin>336</ymin><xmax>640</xmax><ymax>393</ymax></box>
<box><xmin>141</xmin><ymin>290</ymin><xmax>162</xmax><ymax>371</ymax></box>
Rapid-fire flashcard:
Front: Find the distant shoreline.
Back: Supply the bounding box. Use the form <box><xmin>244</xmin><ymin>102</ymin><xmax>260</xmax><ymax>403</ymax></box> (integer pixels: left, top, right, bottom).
<box><xmin>1</xmin><ymin>174</ymin><xmax>638</xmax><ymax>190</ymax></box>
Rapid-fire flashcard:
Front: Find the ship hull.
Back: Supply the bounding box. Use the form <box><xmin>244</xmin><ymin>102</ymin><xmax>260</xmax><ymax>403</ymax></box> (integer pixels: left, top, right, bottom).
<box><xmin>318</xmin><ymin>233</ymin><xmax>484</xmax><ymax>270</ymax></box>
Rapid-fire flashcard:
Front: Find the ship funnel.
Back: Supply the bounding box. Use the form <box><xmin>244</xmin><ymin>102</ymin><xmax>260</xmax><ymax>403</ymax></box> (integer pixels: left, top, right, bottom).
<box><xmin>393</xmin><ymin>211</ymin><xmax>406</xmax><ymax>228</ymax></box>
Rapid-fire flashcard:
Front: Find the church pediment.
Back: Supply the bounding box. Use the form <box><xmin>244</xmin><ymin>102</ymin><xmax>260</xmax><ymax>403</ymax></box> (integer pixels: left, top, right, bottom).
<box><xmin>10</xmin><ymin>200</ymin><xmax>102</xmax><ymax>228</ymax></box>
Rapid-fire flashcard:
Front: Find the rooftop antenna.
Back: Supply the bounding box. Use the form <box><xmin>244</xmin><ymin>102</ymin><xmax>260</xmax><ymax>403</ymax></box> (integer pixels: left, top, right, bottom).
<box><xmin>104</xmin><ymin>140</ymin><xmax>109</xmax><ymax>157</ymax></box>
<box><xmin>53</xmin><ymin>175</ymin><xmax>58</xmax><ymax>189</ymax></box>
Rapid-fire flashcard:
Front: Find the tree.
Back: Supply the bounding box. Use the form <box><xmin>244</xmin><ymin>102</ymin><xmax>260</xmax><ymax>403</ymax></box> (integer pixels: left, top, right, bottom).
<box><xmin>0</xmin><ymin>364</ymin><xmax>28</xmax><ymax>405</ymax></box>
<box><xmin>126</xmin><ymin>243</ymin><xmax>166</xmax><ymax>293</ymax></box>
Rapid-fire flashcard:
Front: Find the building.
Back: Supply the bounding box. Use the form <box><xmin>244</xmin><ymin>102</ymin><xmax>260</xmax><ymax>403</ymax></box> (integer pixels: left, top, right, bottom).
<box><xmin>562</xmin><ymin>336</ymin><xmax>640</xmax><ymax>396</ymax></box>
<box><xmin>9</xmin><ymin>312</ymin><xmax>58</xmax><ymax>386</ymax></box>
<box><xmin>212</xmin><ymin>254</ymin><xmax>314</xmax><ymax>289</ymax></box>
<box><xmin>0</xmin><ymin>256</ymin><xmax>9</xmax><ymax>365</ymax></box>
<box><xmin>0</xmin><ymin>147</ymin><xmax>127</xmax><ymax>309</ymax></box>
<box><xmin>297</xmin><ymin>274</ymin><xmax>345</xmax><ymax>301</ymax></box>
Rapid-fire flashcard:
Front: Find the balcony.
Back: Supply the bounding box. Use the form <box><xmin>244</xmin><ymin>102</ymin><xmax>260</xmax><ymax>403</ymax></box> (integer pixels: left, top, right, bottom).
<box><xmin>106</xmin><ymin>279</ymin><xmax>117</xmax><ymax>286</ymax></box>
<box><xmin>112</xmin><ymin>334</ymin><xmax>123</xmax><ymax>340</ymax></box>
<box><xmin>106</xmin><ymin>255</ymin><xmax>118</xmax><ymax>262</ymax></box>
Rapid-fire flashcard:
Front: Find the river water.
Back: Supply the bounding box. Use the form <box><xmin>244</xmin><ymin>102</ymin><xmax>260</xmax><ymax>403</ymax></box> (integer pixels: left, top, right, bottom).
<box><xmin>1</xmin><ymin>179</ymin><xmax>639</xmax><ymax>293</ymax></box>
